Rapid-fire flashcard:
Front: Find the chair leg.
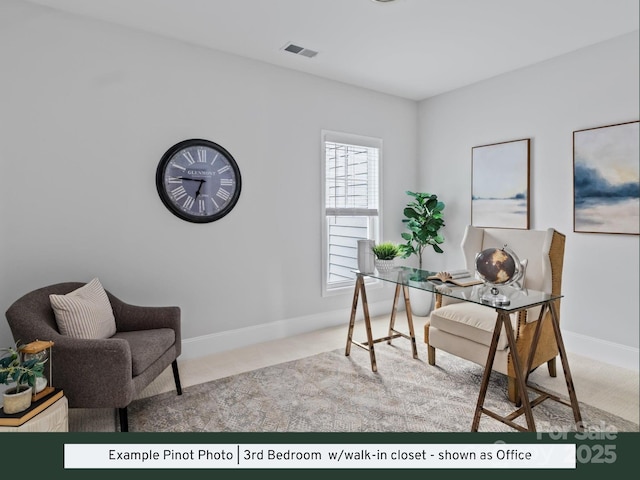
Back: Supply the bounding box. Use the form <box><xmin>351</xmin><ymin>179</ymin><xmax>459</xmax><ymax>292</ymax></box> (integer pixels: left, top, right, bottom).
<box><xmin>547</xmin><ymin>357</ymin><xmax>557</xmax><ymax>377</ymax></box>
<box><xmin>118</xmin><ymin>407</ymin><xmax>128</xmax><ymax>432</ymax></box>
<box><xmin>427</xmin><ymin>345</ymin><xmax>436</xmax><ymax>365</ymax></box>
<box><xmin>172</xmin><ymin>359</ymin><xmax>183</xmax><ymax>395</ymax></box>
<box><xmin>118</xmin><ymin>359</ymin><xmax>182</xmax><ymax>433</ymax></box>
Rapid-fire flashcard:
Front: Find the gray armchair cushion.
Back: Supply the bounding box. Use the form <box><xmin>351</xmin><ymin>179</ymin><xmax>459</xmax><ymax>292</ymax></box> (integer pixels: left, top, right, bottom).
<box><xmin>112</xmin><ymin>329</ymin><xmax>175</xmax><ymax>376</ymax></box>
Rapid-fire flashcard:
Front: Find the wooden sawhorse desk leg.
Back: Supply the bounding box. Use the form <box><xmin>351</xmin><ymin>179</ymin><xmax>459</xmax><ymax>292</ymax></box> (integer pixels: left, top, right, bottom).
<box><xmin>387</xmin><ymin>283</ymin><xmax>418</xmax><ymax>359</ymax></box>
<box><xmin>345</xmin><ymin>273</ymin><xmax>418</xmax><ymax>372</ymax></box>
<box><xmin>472</xmin><ymin>310</ymin><xmax>535</xmax><ymax>432</ymax></box>
<box><xmin>523</xmin><ymin>302</ymin><xmax>583</xmax><ymax>429</ymax></box>
<box><xmin>548</xmin><ymin>301</ymin><xmax>583</xmax><ymax>427</ymax></box>
<box><xmin>472</xmin><ymin>301</ymin><xmax>583</xmax><ymax>432</ymax></box>
<box><xmin>345</xmin><ymin>274</ymin><xmax>378</xmax><ymax>371</ymax></box>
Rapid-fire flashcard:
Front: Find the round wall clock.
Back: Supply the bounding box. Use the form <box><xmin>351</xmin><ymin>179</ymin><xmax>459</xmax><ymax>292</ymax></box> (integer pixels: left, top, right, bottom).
<box><xmin>156</xmin><ymin>139</ymin><xmax>242</xmax><ymax>223</ymax></box>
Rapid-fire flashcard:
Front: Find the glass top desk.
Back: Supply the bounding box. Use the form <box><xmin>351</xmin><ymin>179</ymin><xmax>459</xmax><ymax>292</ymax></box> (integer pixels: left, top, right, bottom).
<box><xmin>346</xmin><ymin>266</ymin><xmax>583</xmax><ymax>432</ymax></box>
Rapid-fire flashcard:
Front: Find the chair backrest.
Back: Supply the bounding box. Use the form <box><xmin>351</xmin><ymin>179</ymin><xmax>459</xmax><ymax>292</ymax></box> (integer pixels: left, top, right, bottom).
<box><xmin>5</xmin><ymin>282</ymin><xmax>87</xmax><ymax>344</ymax></box>
<box><xmin>460</xmin><ymin>226</ymin><xmax>565</xmax><ymax>295</ymax></box>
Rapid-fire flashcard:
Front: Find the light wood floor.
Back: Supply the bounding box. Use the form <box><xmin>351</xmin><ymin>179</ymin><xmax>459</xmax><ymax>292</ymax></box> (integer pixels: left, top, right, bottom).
<box><xmin>141</xmin><ymin>315</ymin><xmax>639</xmax><ymax>426</ymax></box>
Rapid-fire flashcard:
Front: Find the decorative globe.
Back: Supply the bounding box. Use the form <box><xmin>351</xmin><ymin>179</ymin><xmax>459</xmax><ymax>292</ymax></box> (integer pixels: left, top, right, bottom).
<box><xmin>475</xmin><ymin>247</ymin><xmax>518</xmax><ymax>285</ymax></box>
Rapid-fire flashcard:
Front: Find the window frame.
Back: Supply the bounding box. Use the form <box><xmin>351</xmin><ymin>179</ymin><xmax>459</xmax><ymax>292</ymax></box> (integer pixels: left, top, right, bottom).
<box><xmin>321</xmin><ymin>130</ymin><xmax>383</xmax><ymax>297</ymax></box>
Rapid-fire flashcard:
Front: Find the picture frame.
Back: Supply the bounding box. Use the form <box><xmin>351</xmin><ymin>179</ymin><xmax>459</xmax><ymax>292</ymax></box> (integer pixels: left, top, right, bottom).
<box><xmin>573</xmin><ymin>121</ymin><xmax>639</xmax><ymax>235</ymax></box>
<box><xmin>471</xmin><ymin>138</ymin><xmax>530</xmax><ymax>229</ymax></box>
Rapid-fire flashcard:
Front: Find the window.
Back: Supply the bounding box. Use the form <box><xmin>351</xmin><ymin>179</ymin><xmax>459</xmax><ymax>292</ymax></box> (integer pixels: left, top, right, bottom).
<box><xmin>321</xmin><ymin>130</ymin><xmax>381</xmax><ymax>295</ymax></box>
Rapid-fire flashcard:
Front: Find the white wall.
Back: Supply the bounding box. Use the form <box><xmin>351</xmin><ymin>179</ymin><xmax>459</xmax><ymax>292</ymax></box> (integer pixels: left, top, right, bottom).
<box><xmin>418</xmin><ymin>31</ymin><xmax>639</xmax><ymax>370</ymax></box>
<box><xmin>0</xmin><ymin>1</ymin><xmax>418</xmax><ymax>354</ymax></box>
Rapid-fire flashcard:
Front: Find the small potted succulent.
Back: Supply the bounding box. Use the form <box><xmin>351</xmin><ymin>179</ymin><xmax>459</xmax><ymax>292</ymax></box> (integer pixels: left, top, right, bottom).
<box><xmin>0</xmin><ymin>342</ymin><xmax>46</xmax><ymax>414</ymax></box>
<box><xmin>371</xmin><ymin>241</ymin><xmax>400</xmax><ymax>273</ymax></box>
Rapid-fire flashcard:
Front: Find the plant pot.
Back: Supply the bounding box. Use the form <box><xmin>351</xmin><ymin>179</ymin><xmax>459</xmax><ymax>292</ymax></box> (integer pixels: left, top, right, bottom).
<box><xmin>2</xmin><ymin>385</ymin><xmax>32</xmax><ymax>414</ymax></box>
<box><xmin>408</xmin><ymin>285</ymin><xmax>434</xmax><ymax>316</ymax></box>
<box><xmin>375</xmin><ymin>259</ymin><xmax>396</xmax><ymax>273</ymax></box>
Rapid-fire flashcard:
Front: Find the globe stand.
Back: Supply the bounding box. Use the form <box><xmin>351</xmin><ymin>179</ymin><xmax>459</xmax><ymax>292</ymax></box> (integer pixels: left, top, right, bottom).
<box><xmin>481</xmin><ymin>286</ymin><xmax>511</xmax><ymax>306</ymax></box>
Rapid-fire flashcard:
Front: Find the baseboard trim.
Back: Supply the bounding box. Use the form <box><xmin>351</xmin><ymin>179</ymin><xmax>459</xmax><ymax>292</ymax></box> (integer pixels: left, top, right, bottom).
<box><xmin>181</xmin><ymin>309</ymin><xmax>638</xmax><ymax>372</ymax></box>
<box><xmin>180</xmin><ymin>299</ymin><xmax>393</xmax><ymax>361</ymax></box>
<box><xmin>562</xmin><ymin>329</ymin><xmax>639</xmax><ymax>372</ymax></box>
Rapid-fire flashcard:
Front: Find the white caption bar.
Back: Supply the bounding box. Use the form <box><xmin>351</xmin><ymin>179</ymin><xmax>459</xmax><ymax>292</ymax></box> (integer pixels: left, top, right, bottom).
<box><xmin>64</xmin><ymin>443</ymin><xmax>576</xmax><ymax>469</ymax></box>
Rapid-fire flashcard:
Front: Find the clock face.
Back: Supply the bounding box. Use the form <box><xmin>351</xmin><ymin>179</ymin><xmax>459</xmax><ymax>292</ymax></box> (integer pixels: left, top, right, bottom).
<box><xmin>156</xmin><ymin>139</ymin><xmax>242</xmax><ymax>223</ymax></box>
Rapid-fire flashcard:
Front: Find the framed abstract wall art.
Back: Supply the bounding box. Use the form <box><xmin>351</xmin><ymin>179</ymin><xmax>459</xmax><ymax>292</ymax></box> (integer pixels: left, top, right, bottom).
<box><xmin>573</xmin><ymin>121</ymin><xmax>639</xmax><ymax>235</ymax></box>
<box><xmin>471</xmin><ymin>138</ymin><xmax>530</xmax><ymax>229</ymax></box>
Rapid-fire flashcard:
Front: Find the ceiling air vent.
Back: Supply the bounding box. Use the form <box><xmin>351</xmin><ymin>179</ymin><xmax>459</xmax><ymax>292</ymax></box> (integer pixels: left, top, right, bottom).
<box><xmin>282</xmin><ymin>43</ymin><xmax>318</xmax><ymax>58</ymax></box>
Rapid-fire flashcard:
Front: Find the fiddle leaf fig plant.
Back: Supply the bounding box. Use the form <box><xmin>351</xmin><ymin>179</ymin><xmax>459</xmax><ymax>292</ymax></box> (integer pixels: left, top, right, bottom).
<box><xmin>398</xmin><ymin>191</ymin><xmax>445</xmax><ymax>269</ymax></box>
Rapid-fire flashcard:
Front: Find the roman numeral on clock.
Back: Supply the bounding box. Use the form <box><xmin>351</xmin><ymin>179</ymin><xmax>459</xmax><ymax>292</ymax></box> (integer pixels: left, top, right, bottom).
<box><xmin>217</xmin><ymin>165</ymin><xmax>231</xmax><ymax>174</ymax></box>
<box><xmin>182</xmin><ymin>151</ymin><xmax>196</xmax><ymax>165</ymax></box>
<box><xmin>216</xmin><ymin>188</ymin><xmax>231</xmax><ymax>201</ymax></box>
<box><xmin>220</xmin><ymin>178</ymin><xmax>233</xmax><ymax>186</ymax></box>
<box><xmin>182</xmin><ymin>196</ymin><xmax>195</xmax><ymax>210</ymax></box>
<box><xmin>197</xmin><ymin>149</ymin><xmax>207</xmax><ymax>163</ymax></box>
<box><xmin>198</xmin><ymin>199</ymin><xmax>206</xmax><ymax>213</ymax></box>
<box><xmin>171</xmin><ymin>185</ymin><xmax>188</xmax><ymax>201</ymax></box>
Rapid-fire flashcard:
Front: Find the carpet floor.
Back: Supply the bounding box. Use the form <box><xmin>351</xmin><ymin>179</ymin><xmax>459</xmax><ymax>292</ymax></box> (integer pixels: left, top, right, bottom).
<box><xmin>69</xmin><ymin>347</ymin><xmax>639</xmax><ymax>433</ymax></box>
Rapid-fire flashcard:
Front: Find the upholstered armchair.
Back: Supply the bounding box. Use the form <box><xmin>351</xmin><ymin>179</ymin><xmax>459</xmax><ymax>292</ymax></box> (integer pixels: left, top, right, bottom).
<box><xmin>425</xmin><ymin>226</ymin><xmax>565</xmax><ymax>403</ymax></box>
<box><xmin>5</xmin><ymin>281</ymin><xmax>182</xmax><ymax>432</ymax></box>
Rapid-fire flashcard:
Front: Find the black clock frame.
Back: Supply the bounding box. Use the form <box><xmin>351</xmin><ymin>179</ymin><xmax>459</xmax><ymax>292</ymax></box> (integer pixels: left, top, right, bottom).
<box><xmin>156</xmin><ymin>139</ymin><xmax>242</xmax><ymax>223</ymax></box>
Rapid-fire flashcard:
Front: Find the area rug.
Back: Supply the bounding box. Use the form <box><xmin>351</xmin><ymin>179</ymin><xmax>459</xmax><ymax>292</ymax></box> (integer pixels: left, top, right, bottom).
<box><xmin>72</xmin><ymin>347</ymin><xmax>639</xmax><ymax>433</ymax></box>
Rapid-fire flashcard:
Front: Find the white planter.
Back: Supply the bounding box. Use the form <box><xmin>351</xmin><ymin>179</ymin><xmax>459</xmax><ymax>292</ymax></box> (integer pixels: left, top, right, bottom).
<box><xmin>2</xmin><ymin>386</ymin><xmax>32</xmax><ymax>414</ymax></box>
<box><xmin>375</xmin><ymin>259</ymin><xmax>396</xmax><ymax>273</ymax></box>
<box><xmin>409</xmin><ymin>282</ymin><xmax>434</xmax><ymax>316</ymax></box>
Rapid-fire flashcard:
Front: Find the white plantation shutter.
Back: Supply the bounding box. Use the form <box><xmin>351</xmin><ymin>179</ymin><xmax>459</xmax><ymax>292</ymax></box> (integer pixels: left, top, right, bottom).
<box><xmin>322</xmin><ymin>131</ymin><xmax>381</xmax><ymax>294</ymax></box>
<box><xmin>325</xmin><ymin>142</ymin><xmax>379</xmax><ymax>216</ymax></box>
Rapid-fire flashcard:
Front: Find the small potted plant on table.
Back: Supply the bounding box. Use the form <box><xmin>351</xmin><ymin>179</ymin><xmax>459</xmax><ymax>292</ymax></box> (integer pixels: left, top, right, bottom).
<box><xmin>1</xmin><ymin>342</ymin><xmax>46</xmax><ymax>414</ymax></box>
<box><xmin>372</xmin><ymin>241</ymin><xmax>400</xmax><ymax>273</ymax></box>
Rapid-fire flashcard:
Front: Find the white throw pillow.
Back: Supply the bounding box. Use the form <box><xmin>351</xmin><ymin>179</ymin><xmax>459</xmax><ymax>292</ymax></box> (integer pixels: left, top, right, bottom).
<box><xmin>49</xmin><ymin>278</ymin><xmax>117</xmax><ymax>339</ymax></box>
